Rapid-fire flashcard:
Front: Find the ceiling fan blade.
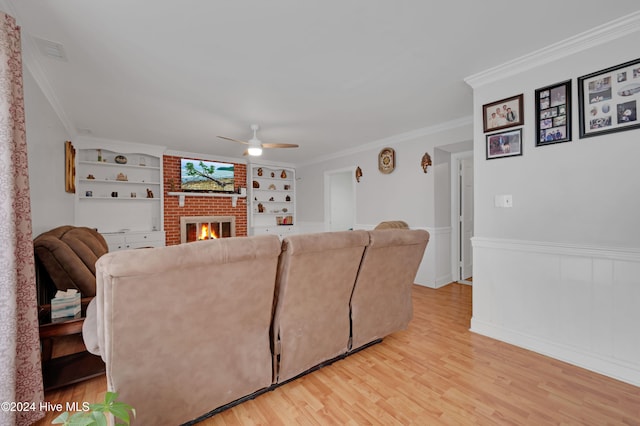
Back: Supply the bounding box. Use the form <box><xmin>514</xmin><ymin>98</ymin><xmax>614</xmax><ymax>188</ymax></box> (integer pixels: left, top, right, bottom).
<box><xmin>217</xmin><ymin>136</ymin><xmax>249</xmax><ymax>145</ymax></box>
<box><xmin>262</xmin><ymin>143</ymin><xmax>299</xmax><ymax>149</ymax></box>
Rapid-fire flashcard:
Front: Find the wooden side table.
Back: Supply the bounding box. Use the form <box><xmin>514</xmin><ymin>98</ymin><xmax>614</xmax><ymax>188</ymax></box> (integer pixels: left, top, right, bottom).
<box><xmin>38</xmin><ymin>298</ymin><xmax>105</xmax><ymax>391</ymax></box>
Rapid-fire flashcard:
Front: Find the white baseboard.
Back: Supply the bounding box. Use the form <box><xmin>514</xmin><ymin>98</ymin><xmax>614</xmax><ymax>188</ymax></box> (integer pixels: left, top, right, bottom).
<box><xmin>471</xmin><ymin>237</ymin><xmax>640</xmax><ymax>387</ymax></box>
<box><xmin>471</xmin><ymin>318</ymin><xmax>640</xmax><ymax>387</ymax></box>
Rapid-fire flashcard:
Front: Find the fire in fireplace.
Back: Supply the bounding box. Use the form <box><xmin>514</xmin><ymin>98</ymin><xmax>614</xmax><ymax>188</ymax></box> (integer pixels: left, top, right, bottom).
<box><xmin>180</xmin><ymin>216</ymin><xmax>236</xmax><ymax>243</ymax></box>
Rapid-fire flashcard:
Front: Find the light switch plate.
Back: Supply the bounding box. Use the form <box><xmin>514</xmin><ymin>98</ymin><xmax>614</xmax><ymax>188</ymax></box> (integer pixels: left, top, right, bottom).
<box><xmin>494</xmin><ymin>194</ymin><xmax>513</xmax><ymax>208</ymax></box>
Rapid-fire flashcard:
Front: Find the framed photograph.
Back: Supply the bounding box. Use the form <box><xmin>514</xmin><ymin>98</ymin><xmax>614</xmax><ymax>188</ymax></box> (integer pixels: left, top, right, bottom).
<box><xmin>486</xmin><ymin>128</ymin><xmax>522</xmax><ymax>160</ymax></box>
<box><xmin>578</xmin><ymin>58</ymin><xmax>640</xmax><ymax>138</ymax></box>
<box><xmin>482</xmin><ymin>94</ymin><xmax>524</xmax><ymax>133</ymax></box>
<box><xmin>536</xmin><ymin>80</ymin><xmax>571</xmax><ymax>146</ymax></box>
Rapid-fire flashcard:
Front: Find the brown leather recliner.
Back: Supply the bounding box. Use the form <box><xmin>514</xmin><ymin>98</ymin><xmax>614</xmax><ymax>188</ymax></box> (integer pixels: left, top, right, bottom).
<box><xmin>34</xmin><ymin>225</ymin><xmax>108</xmax><ymax>300</ymax></box>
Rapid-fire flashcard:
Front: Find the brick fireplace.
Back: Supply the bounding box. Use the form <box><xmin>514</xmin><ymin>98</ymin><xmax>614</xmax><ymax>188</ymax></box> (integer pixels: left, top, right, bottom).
<box><xmin>180</xmin><ymin>215</ymin><xmax>236</xmax><ymax>243</ymax></box>
<box><xmin>163</xmin><ymin>155</ymin><xmax>247</xmax><ymax>245</ymax></box>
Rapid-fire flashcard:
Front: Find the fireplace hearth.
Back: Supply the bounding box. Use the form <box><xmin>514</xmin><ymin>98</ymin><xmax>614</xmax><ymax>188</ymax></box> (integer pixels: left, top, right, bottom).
<box><xmin>180</xmin><ymin>216</ymin><xmax>236</xmax><ymax>243</ymax></box>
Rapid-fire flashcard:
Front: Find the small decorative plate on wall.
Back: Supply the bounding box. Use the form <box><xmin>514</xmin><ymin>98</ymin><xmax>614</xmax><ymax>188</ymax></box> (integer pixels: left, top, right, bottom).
<box><xmin>378</xmin><ymin>147</ymin><xmax>395</xmax><ymax>174</ymax></box>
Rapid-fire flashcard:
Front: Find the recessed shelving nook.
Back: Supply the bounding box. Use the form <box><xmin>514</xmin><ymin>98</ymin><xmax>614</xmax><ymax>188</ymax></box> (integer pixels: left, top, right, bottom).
<box><xmin>74</xmin><ymin>139</ymin><xmax>166</xmax><ymax>251</ymax></box>
<box><xmin>249</xmin><ymin>164</ymin><xmax>296</xmax><ymax>237</ymax></box>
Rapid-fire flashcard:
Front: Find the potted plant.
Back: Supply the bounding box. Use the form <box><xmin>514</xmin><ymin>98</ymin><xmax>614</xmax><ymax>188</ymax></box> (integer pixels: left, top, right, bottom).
<box><xmin>52</xmin><ymin>392</ymin><xmax>135</xmax><ymax>426</ymax></box>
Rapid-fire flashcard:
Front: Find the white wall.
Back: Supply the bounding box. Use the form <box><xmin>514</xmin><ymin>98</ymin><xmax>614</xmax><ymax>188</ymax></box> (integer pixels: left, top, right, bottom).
<box><xmin>23</xmin><ymin>69</ymin><xmax>74</xmax><ymax>236</ymax></box>
<box><xmin>296</xmin><ymin>121</ymin><xmax>472</xmax><ymax>287</ymax></box>
<box><xmin>469</xmin><ymin>28</ymin><xmax>640</xmax><ymax>386</ymax></box>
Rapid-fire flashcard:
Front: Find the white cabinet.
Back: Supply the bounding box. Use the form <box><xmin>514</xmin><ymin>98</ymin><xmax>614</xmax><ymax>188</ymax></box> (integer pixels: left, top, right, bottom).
<box><xmin>74</xmin><ymin>140</ymin><xmax>165</xmax><ymax>248</ymax></box>
<box><xmin>249</xmin><ymin>165</ymin><xmax>296</xmax><ymax>236</ymax></box>
<box><xmin>101</xmin><ymin>231</ymin><xmax>166</xmax><ymax>252</ymax></box>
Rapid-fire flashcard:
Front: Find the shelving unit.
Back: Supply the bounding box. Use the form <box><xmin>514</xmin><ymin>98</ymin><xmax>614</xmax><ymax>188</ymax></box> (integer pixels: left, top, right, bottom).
<box><xmin>249</xmin><ymin>165</ymin><xmax>296</xmax><ymax>237</ymax></box>
<box><xmin>74</xmin><ymin>141</ymin><xmax>166</xmax><ymax>250</ymax></box>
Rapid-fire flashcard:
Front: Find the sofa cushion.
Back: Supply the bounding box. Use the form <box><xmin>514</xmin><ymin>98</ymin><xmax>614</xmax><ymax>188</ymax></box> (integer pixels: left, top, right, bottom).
<box><xmin>272</xmin><ymin>230</ymin><xmax>369</xmax><ymax>383</ymax></box>
<box><xmin>34</xmin><ymin>225</ymin><xmax>108</xmax><ymax>297</ymax></box>
<box><xmin>350</xmin><ymin>228</ymin><xmax>429</xmax><ymax>350</ymax></box>
<box><xmin>88</xmin><ymin>234</ymin><xmax>282</xmax><ymax>425</ymax></box>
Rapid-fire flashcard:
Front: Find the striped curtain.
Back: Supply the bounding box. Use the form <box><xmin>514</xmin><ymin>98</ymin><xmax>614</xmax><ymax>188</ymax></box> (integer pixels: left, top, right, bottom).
<box><xmin>0</xmin><ymin>12</ymin><xmax>45</xmax><ymax>426</ymax></box>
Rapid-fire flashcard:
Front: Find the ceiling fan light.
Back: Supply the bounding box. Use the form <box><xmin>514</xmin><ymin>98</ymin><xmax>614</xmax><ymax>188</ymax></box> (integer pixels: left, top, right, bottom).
<box><xmin>247</xmin><ymin>146</ymin><xmax>263</xmax><ymax>156</ymax></box>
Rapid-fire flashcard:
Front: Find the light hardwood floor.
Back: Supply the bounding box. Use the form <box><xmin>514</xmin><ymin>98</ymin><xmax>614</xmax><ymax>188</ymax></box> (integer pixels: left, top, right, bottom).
<box><xmin>34</xmin><ymin>283</ymin><xmax>640</xmax><ymax>425</ymax></box>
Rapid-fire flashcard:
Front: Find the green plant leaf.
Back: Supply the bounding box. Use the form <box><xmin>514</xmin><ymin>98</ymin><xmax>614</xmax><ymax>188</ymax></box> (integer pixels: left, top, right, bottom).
<box><xmin>88</xmin><ymin>411</ymin><xmax>107</xmax><ymax>426</ymax></box>
<box><xmin>53</xmin><ymin>392</ymin><xmax>134</xmax><ymax>426</ymax></box>
<box><xmin>51</xmin><ymin>412</ymin><xmax>69</xmax><ymax>424</ymax></box>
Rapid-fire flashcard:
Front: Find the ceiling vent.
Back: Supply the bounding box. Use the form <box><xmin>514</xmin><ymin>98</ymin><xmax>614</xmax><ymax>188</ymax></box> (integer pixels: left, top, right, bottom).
<box><xmin>34</xmin><ymin>37</ymin><xmax>68</xmax><ymax>61</ymax></box>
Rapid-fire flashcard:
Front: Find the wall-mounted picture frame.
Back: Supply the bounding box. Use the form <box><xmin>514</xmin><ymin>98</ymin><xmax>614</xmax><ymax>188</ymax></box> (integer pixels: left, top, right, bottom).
<box><xmin>64</xmin><ymin>141</ymin><xmax>75</xmax><ymax>193</ymax></box>
<box><xmin>486</xmin><ymin>128</ymin><xmax>522</xmax><ymax>160</ymax></box>
<box><xmin>482</xmin><ymin>94</ymin><xmax>524</xmax><ymax>133</ymax></box>
<box><xmin>378</xmin><ymin>147</ymin><xmax>395</xmax><ymax>174</ymax></box>
<box><xmin>536</xmin><ymin>80</ymin><xmax>571</xmax><ymax>146</ymax></box>
<box><xmin>578</xmin><ymin>57</ymin><xmax>640</xmax><ymax>138</ymax></box>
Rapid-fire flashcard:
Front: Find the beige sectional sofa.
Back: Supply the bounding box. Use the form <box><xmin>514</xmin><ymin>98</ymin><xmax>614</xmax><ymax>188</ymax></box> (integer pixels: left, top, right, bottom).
<box><xmin>83</xmin><ymin>228</ymin><xmax>429</xmax><ymax>425</ymax></box>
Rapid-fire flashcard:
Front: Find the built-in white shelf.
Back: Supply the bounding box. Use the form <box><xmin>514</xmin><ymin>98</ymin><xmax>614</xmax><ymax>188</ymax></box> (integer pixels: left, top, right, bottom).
<box><xmin>79</xmin><ymin>160</ymin><xmax>160</xmax><ymax>170</ymax></box>
<box><xmin>168</xmin><ymin>191</ymin><xmax>246</xmax><ymax>208</ymax></box>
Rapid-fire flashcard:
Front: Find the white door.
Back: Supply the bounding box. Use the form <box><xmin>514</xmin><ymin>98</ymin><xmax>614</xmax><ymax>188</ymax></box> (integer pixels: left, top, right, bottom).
<box><xmin>460</xmin><ymin>157</ymin><xmax>474</xmax><ymax>281</ymax></box>
<box><xmin>325</xmin><ymin>169</ymin><xmax>355</xmax><ymax>231</ymax></box>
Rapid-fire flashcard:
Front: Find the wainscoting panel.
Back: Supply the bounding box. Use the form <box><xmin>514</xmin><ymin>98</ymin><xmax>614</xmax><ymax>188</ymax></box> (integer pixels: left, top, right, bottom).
<box><xmin>471</xmin><ymin>237</ymin><xmax>640</xmax><ymax>386</ymax></box>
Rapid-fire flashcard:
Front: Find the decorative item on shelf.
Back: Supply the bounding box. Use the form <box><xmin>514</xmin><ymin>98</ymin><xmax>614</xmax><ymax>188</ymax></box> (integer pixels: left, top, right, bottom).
<box><xmin>86</xmin><ymin>174</ymin><xmax>95</xmax><ymax>180</ymax></box>
<box><xmin>282</xmin><ymin>207</ymin><xmax>288</xmax><ymax>213</ymax></box>
<box><xmin>168</xmin><ymin>178</ymin><xmax>176</xmax><ymax>192</ymax></box>
<box><xmin>116</xmin><ymin>172</ymin><xmax>128</xmax><ymax>181</ymax></box>
<box><xmin>115</xmin><ymin>155</ymin><xmax>128</xmax><ymax>164</ymax></box>
<box><xmin>253</xmin><ymin>180</ymin><xmax>260</xmax><ymax>189</ymax></box>
<box><xmin>285</xmin><ymin>195</ymin><xmax>291</xmax><ymax>202</ymax></box>
<box><xmin>130</xmin><ymin>192</ymin><xmax>137</xmax><ymax>198</ymax></box>
<box><xmin>97</xmin><ymin>149</ymin><xmax>102</xmax><ymax>162</ymax></box>
<box><xmin>270</xmin><ymin>171</ymin><xmax>275</xmax><ymax>178</ymax></box>
<box><xmin>378</xmin><ymin>147</ymin><xmax>395</xmax><ymax>174</ymax></box>
<box><xmin>257</xmin><ymin>167</ymin><xmax>263</xmax><ymax>176</ymax></box>
<box><xmin>281</xmin><ymin>170</ymin><xmax>287</xmax><ymax>178</ymax></box>
<box><xmin>284</xmin><ymin>184</ymin><xmax>290</xmax><ymax>190</ymax></box>
<box><xmin>258</xmin><ymin>203</ymin><xmax>264</xmax><ymax>213</ymax></box>
<box><xmin>355</xmin><ymin>166</ymin><xmax>363</xmax><ymax>183</ymax></box>
<box><xmin>268</xmin><ymin>184</ymin><xmax>276</xmax><ymax>190</ymax></box>
<box><xmin>146</xmin><ymin>188</ymin><xmax>154</xmax><ymax>198</ymax></box>
<box><xmin>85</xmin><ymin>190</ymin><xmax>93</xmax><ymax>197</ymax></box>
<box><xmin>111</xmin><ymin>192</ymin><xmax>118</xmax><ymax>198</ymax></box>
<box><xmin>421</xmin><ymin>152</ymin><xmax>432</xmax><ymax>173</ymax></box>
<box><xmin>269</xmin><ymin>197</ymin><xmax>274</xmax><ymax>201</ymax></box>
<box><xmin>277</xmin><ymin>215</ymin><xmax>294</xmax><ymax>225</ymax></box>
<box><xmin>139</xmin><ymin>156</ymin><xmax>146</xmax><ymax>166</ymax></box>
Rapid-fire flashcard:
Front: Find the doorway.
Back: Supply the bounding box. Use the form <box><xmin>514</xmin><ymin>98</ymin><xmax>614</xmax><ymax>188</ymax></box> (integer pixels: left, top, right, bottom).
<box><xmin>324</xmin><ymin>168</ymin><xmax>356</xmax><ymax>231</ymax></box>
<box><xmin>452</xmin><ymin>151</ymin><xmax>474</xmax><ymax>284</ymax></box>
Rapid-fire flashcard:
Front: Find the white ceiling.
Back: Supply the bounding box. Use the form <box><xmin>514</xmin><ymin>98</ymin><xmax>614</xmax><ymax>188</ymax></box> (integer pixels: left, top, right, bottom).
<box><xmin>4</xmin><ymin>1</ymin><xmax>640</xmax><ymax>164</ymax></box>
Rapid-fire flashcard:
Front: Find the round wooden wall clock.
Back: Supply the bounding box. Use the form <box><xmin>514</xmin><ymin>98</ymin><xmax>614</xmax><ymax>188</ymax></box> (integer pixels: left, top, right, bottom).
<box><xmin>378</xmin><ymin>147</ymin><xmax>395</xmax><ymax>174</ymax></box>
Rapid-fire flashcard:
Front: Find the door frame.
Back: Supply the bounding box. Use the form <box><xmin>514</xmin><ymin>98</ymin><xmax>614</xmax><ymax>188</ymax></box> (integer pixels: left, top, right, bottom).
<box><xmin>450</xmin><ymin>150</ymin><xmax>473</xmax><ymax>284</ymax></box>
<box><xmin>324</xmin><ymin>166</ymin><xmax>357</xmax><ymax>232</ymax></box>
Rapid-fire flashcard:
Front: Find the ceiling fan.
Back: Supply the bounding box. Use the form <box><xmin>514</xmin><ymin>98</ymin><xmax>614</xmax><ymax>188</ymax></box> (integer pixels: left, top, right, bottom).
<box><xmin>217</xmin><ymin>124</ymin><xmax>299</xmax><ymax>156</ymax></box>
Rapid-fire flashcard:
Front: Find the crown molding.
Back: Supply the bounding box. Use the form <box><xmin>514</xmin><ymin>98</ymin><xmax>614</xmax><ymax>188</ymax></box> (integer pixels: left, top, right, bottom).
<box><xmin>2</xmin><ymin>0</ymin><xmax>77</xmax><ymax>138</ymax></box>
<box><xmin>465</xmin><ymin>11</ymin><xmax>640</xmax><ymax>89</ymax></box>
<box><xmin>296</xmin><ymin>115</ymin><xmax>473</xmax><ymax>167</ymax></box>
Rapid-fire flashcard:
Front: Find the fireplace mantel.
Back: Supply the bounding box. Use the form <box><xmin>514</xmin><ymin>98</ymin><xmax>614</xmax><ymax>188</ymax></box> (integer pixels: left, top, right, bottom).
<box><xmin>168</xmin><ymin>191</ymin><xmax>246</xmax><ymax>207</ymax></box>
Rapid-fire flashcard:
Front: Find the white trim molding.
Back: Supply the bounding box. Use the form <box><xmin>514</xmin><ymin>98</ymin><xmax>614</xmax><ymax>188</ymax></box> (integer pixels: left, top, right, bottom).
<box><xmin>465</xmin><ymin>11</ymin><xmax>640</xmax><ymax>88</ymax></box>
<box><xmin>471</xmin><ymin>237</ymin><xmax>640</xmax><ymax>387</ymax></box>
